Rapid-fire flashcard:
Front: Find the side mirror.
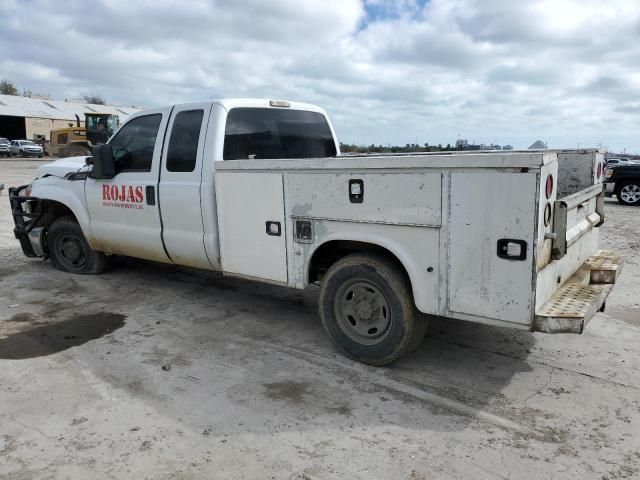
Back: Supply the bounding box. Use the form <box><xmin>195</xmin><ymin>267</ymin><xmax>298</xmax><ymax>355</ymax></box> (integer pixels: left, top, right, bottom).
<box><xmin>89</xmin><ymin>144</ymin><xmax>115</xmax><ymax>179</ymax></box>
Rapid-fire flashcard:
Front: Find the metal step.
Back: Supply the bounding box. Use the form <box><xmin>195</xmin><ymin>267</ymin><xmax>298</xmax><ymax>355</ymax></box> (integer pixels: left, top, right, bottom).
<box><xmin>534</xmin><ymin>250</ymin><xmax>623</xmax><ymax>334</ymax></box>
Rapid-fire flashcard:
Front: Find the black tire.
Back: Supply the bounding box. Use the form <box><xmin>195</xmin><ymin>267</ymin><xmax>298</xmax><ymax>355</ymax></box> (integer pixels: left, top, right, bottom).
<box><xmin>47</xmin><ymin>216</ymin><xmax>109</xmax><ymax>274</ymax></box>
<box><xmin>319</xmin><ymin>253</ymin><xmax>425</xmax><ymax>365</ymax></box>
<box><xmin>616</xmin><ymin>181</ymin><xmax>640</xmax><ymax>206</ymax></box>
<box><xmin>67</xmin><ymin>145</ymin><xmax>91</xmax><ymax>157</ymax></box>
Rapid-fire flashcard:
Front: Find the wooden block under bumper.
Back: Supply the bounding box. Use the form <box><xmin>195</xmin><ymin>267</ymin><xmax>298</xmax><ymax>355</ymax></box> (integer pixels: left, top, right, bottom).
<box><xmin>586</xmin><ymin>250</ymin><xmax>623</xmax><ymax>284</ymax></box>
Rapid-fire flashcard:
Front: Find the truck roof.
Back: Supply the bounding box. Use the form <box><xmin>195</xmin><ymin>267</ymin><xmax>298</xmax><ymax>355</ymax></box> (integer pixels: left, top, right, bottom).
<box><xmin>168</xmin><ymin>98</ymin><xmax>329</xmax><ymax>115</ymax></box>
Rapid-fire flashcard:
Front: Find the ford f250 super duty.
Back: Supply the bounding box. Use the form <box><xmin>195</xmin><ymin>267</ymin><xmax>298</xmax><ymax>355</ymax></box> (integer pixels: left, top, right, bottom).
<box><xmin>9</xmin><ymin>99</ymin><xmax>623</xmax><ymax>365</ymax></box>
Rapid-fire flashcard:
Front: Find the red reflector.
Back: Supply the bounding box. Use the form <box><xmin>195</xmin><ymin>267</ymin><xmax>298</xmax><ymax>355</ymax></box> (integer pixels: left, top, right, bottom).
<box><xmin>545</xmin><ymin>174</ymin><xmax>553</xmax><ymax>199</ymax></box>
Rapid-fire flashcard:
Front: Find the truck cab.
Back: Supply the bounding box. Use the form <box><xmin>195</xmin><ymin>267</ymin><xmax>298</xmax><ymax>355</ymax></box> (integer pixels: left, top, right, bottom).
<box><xmin>83</xmin><ymin>99</ymin><xmax>338</xmax><ymax>271</ymax></box>
<box><xmin>9</xmin><ymin>99</ymin><xmax>622</xmax><ymax>365</ymax></box>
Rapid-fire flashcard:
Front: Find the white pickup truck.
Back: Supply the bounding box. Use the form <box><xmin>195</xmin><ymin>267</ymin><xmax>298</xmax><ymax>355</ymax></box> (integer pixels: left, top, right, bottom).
<box><xmin>10</xmin><ymin>99</ymin><xmax>622</xmax><ymax>365</ymax></box>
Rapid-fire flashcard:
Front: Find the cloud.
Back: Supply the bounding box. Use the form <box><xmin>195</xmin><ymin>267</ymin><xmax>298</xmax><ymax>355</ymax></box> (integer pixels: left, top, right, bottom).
<box><xmin>1</xmin><ymin>0</ymin><xmax>640</xmax><ymax>151</ymax></box>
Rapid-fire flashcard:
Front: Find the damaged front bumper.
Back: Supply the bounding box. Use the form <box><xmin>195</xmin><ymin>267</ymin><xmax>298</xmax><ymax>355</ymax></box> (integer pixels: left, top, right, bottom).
<box><xmin>8</xmin><ymin>184</ymin><xmax>46</xmax><ymax>258</ymax></box>
<box><xmin>533</xmin><ymin>250</ymin><xmax>623</xmax><ymax>333</ymax></box>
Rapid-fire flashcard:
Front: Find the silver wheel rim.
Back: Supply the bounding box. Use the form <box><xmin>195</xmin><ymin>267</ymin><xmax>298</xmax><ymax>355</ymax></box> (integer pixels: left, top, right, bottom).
<box><xmin>334</xmin><ymin>279</ymin><xmax>392</xmax><ymax>345</ymax></box>
<box><xmin>621</xmin><ymin>184</ymin><xmax>640</xmax><ymax>203</ymax></box>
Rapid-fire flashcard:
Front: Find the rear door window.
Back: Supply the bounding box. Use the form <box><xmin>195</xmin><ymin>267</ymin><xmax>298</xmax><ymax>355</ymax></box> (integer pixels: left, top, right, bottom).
<box><xmin>223</xmin><ymin>108</ymin><xmax>336</xmax><ymax>160</ymax></box>
<box><xmin>166</xmin><ymin>109</ymin><xmax>204</xmax><ymax>172</ymax></box>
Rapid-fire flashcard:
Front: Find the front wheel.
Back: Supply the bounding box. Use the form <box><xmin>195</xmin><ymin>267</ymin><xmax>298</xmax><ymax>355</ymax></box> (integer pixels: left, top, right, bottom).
<box><xmin>319</xmin><ymin>253</ymin><xmax>426</xmax><ymax>365</ymax></box>
<box><xmin>617</xmin><ymin>181</ymin><xmax>640</xmax><ymax>206</ymax></box>
<box><xmin>47</xmin><ymin>216</ymin><xmax>109</xmax><ymax>274</ymax></box>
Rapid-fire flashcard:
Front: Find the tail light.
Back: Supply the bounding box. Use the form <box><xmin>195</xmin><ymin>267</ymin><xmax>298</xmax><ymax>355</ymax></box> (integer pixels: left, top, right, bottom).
<box><xmin>545</xmin><ymin>174</ymin><xmax>554</xmax><ymax>199</ymax></box>
<box><xmin>596</xmin><ymin>162</ymin><xmax>603</xmax><ymax>179</ymax></box>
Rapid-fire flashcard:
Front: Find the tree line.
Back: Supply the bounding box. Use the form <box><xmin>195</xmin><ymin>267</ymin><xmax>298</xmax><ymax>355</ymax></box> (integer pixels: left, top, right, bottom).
<box><xmin>0</xmin><ymin>78</ymin><xmax>106</xmax><ymax>105</ymax></box>
<box><xmin>340</xmin><ymin>142</ymin><xmax>454</xmax><ymax>154</ymax></box>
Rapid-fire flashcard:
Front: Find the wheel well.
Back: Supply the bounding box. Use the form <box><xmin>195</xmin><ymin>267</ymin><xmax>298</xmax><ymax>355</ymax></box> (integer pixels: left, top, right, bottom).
<box><xmin>616</xmin><ymin>176</ymin><xmax>640</xmax><ymax>192</ymax></box>
<box><xmin>40</xmin><ymin>200</ymin><xmax>77</xmax><ymax>229</ymax></box>
<box><xmin>308</xmin><ymin>240</ymin><xmax>410</xmax><ymax>285</ymax></box>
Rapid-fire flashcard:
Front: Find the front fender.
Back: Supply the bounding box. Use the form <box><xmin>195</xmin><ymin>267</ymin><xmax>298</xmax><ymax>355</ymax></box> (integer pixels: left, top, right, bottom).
<box><xmin>31</xmin><ymin>177</ymin><xmax>96</xmax><ymax>245</ymax></box>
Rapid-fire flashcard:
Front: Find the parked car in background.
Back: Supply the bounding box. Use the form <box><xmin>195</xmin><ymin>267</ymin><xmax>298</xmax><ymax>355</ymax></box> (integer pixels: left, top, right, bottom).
<box><xmin>10</xmin><ymin>140</ymin><xmax>44</xmax><ymax>158</ymax></box>
<box><xmin>605</xmin><ymin>157</ymin><xmax>640</xmax><ymax>167</ymax></box>
<box><xmin>0</xmin><ymin>138</ymin><xmax>10</xmax><ymax>157</ymax></box>
<box><xmin>604</xmin><ymin>163</ymin><xmax>640</xmax><ymax>205</ymax></box>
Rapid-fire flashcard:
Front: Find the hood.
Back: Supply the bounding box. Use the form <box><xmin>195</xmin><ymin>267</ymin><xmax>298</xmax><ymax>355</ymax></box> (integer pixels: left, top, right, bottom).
<box><xmin>36</xmin><ymin>156</ymin><xmax>89</xmax><ymax>178</ymax></box>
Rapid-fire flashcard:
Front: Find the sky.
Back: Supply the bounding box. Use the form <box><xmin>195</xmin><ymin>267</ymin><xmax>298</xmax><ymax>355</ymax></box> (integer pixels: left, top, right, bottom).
<box><xmin>1</xmin><ymin>0</ymin><xmax>640</xmax><ymax>152</ymax></box>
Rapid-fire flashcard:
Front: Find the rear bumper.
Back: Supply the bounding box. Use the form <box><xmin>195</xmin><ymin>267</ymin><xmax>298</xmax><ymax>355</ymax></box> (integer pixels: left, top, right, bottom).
<box><xmin>533</xmin><ymin>250</ymin><xmax>623</xmax><ymax>333</ymax></box>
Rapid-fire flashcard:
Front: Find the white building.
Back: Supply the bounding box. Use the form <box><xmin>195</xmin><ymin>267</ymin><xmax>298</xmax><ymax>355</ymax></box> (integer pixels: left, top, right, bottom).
<box><xmin>0</xmin><ymin>94</ymin><xmax>140</xmax><ymax>141</ymax></box>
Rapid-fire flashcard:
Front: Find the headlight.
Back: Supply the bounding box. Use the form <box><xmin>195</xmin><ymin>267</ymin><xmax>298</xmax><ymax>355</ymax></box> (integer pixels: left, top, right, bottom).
<box><xmin>604</xmin><ymin>168</ymin><xmax>614</xmax><ymax>179</ymax></box>
<box><xmin>19</xmin><ymin>184</ymin><xmax>32</xmax><ymax>197</ymax></box>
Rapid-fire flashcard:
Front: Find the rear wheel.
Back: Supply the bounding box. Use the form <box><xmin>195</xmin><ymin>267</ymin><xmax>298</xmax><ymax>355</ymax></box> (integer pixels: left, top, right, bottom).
<box><xmin>617</xmin><ymin>181</ymin><xmax>640</xmax><ymax>206</ymax></box>
<box><xmin>48</xmin><ymin>217</ymin><xmax>109</xmax><ymax>274</ymax></box>
<box><xmin>319</xmin><ymin>253</ymin><xmax>425</xmax><ymax>365</ymax></box>
<box><xmin>67</xmin><ymin>145</ymin><xmax>92</xmax><ymax>157</ymax></box>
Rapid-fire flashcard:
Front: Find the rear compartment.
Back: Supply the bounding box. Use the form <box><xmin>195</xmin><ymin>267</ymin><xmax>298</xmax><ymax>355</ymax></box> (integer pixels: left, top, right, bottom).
<box><xmin>534</xmin><ymin>150</ymin><xmax>622</xmax><ymax>333</ymax></box>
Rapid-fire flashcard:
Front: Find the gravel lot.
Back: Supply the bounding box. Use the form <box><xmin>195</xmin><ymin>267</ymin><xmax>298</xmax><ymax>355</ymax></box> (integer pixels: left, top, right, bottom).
<box><xmin>0</xmin><ymin>159</ymin><xmax>639</xmax><ymax>479</ymax></box>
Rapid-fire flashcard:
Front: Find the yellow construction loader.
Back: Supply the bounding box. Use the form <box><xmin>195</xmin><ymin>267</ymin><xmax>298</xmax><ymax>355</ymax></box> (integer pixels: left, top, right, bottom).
<box><xmin>46</xmin><ymin>113</ymin><xmax>119</xmax><ymax>157</ymax></box>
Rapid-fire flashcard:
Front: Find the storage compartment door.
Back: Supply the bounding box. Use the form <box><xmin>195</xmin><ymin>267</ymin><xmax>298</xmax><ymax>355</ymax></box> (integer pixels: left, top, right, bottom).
<box><xmin>448</xmin><ymin>172</ymin><xmax>536</xmax><ymax>324</ymax></box>
<box><xmin>215</xmin><ymin>172</ymin><xmax>287</xmax><ymax>283</ymax></box>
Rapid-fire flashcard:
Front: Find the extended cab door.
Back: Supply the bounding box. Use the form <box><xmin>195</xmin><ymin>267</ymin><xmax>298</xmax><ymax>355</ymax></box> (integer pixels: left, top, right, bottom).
<box><xmin>85</xmin><ymin>108</ymin><xmax>172</xmax><ymax>263</ymax></box>
<box><xmin>158</xmin><ymin>102</ymin><xmax>214</xmax><ymax>269</ymax></box>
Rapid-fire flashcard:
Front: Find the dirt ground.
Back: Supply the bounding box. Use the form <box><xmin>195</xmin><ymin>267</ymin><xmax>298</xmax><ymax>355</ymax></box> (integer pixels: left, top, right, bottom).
<box><xmin>0</xmin><ymin>159</ymin><xmax>639</xmax><ymax>480</ymax></box>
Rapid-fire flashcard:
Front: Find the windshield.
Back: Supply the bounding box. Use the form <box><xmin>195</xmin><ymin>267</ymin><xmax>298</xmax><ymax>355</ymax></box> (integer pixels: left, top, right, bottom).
<box><xmin>86</xmin><ymin>115</ymin><xmax>118</xmax><ymax>137</ymax></box>
<box><xmin>21</xmin><ymin>141</ymin><xmax>35</xmax><ymax>145</ymax></box>
<box><xmin>106</xmin><ymin>115</ymin><xmax>119</xmax><ymax>135</ymax></box>
<box><xmin>223</xmin><ymin>107</ymin><xmax>336</xmax><ymax>160</ymax></box>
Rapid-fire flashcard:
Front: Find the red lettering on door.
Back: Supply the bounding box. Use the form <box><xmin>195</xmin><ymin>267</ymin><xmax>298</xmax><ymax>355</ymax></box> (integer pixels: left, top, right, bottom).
<box><xmin>102</xmin><ymin>184</ymin><xmax>146</xmax><ymax>208</ymax></box>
